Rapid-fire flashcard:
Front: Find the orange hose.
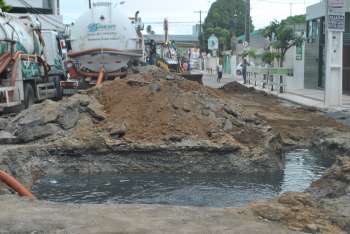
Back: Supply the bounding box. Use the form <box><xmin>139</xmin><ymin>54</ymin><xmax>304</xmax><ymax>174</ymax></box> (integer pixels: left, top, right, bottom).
<box><xmin>96</xmin><ymin>67</ymin><xmax>105</xmax><ymax>86</ymax></box>
<box><xmin>0</xmin><ymin>170</ymin><xmax>35</xmax><ymax>198</ymax></box>
<box><xmin>10</xmin><ymin>52</ymin><xmax>21</xmax><ymax>86</ymax></box>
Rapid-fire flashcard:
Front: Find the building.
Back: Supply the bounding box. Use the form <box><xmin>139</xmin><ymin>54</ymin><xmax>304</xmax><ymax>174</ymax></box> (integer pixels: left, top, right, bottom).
<box><xmin>305</xmin><ymin>1</ymin><xmax>350</xmax><ymax>93</ymax></box>
<box><xmin>4</xmin><ymin>0</ymin><xmax>64</xmax><ymax>30</ymax></box>
<box><xmin>144</xmin><ymin>34</ymin><xmax>200</xmax><ymax>49</ymax></box>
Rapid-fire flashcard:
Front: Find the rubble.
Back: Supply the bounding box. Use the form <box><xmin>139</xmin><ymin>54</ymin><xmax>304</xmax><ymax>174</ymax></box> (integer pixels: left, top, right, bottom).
<box><xmin>250</xmin><ymin>192</ymin><xmax>344</xmax><ymax>233</ymax></box>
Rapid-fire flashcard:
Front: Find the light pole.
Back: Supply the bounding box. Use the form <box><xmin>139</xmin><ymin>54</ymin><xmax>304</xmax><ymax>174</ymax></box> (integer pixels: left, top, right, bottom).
<box><xmin>245</xmin><ymin>0</ymin><xmax>250</xmax><ymax>43</ymax></box>
<box><xmin>194</xmin><ymin>10</ymin><xmax>207</xmax><ymax>50</ymax></box>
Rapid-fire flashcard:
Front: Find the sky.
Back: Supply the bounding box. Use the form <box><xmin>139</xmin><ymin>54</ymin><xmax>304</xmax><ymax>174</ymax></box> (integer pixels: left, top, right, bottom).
<box><xmin>60</xmin><ymin>0</ymin><xmax>322</xmax><ymax>35</ymax></box>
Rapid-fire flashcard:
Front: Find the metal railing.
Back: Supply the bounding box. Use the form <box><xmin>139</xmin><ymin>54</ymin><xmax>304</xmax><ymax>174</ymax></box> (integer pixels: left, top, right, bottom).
<box><xmin>246</xmin><ymin>67</ymin><xmax>294</xmax><ymax>93</ymax></box>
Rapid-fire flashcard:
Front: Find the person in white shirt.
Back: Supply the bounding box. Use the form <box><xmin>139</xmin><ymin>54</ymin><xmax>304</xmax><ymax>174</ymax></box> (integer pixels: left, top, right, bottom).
<box><xmin>217</xmin><ymin>62</ymin><xmax>223</xmax><ymax>83</ymax></box>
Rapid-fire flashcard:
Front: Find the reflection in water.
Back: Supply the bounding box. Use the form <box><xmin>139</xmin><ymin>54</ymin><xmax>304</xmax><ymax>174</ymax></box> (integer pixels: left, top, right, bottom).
<box><xmin>32</xmin><ymin>149</ymin><xmax>332</xmax><ymax>207</ymax></box>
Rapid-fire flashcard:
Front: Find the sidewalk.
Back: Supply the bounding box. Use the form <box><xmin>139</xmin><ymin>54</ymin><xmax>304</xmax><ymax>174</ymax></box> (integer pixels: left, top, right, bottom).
<box><xmin>202</xmin><ymin>72</ymin><xmax>350</xmax><ymax>111</ymax></box>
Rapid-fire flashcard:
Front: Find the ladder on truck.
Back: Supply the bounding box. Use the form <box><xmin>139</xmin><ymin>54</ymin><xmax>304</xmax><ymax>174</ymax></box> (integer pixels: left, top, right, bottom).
<box><xmin>0</xmin><ymin>87</ymin><xmax>21</xmax><ymax>112</ymax></box>
<box><xmin>0</xmin><ymin>52</ymin><xmax>22</xmax><ymax>112</ymax></box>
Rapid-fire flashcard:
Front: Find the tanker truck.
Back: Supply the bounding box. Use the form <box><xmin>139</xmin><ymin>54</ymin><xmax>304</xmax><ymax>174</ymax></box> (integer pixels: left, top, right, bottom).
<box><xmin>63</xmin><ymin>1</ymin><xmax>144</xmax><ymax>88</ymax></box>
<box><xmin>0</xmin><ymin>11</ymin><xmax>66</xmax><ymax>112</ymax></box>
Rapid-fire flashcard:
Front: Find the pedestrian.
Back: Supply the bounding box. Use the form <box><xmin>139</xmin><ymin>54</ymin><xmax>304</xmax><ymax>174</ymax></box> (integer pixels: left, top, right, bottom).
<box><xmin>217</xmin><ymin>62</ymin><xmax>223</xmax><ymax>83</ymax></box>
<box><xmin>242</xmin><ymin>58</ymin><xmax>249</xmax><ymax>84</ymax></box>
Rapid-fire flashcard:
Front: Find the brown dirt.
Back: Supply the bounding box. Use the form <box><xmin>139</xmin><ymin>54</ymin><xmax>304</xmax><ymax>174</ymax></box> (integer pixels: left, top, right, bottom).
<box><xmin>95</xmin><ymin>67</ymin><xmax>347</xmax><ymax>147</ymax></box>
<box><xmin>250</xmin><ymin>192</ymin><xmax>345</xmax><ymax>233</ymax></box>
<box><xmin>220</xmin><ymin>82</ymin><xmax>349</xmax><ymax>145</ymax></box>
<box><xmin>96</xmin><ymin>68</ymin><xmax>238</xmax><ymax>144</ymax></box>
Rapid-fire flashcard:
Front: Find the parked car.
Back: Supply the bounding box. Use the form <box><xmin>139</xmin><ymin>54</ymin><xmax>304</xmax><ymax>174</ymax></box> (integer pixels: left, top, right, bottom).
<box><xmin>235</xmin><ymin>62</ymin><xmax>255</xmax><ymax>76</ymax></box>
<box><xmin>236</xmin><ymin>63</ymin><xmax>243</xmax><ymax>76</ymax></box>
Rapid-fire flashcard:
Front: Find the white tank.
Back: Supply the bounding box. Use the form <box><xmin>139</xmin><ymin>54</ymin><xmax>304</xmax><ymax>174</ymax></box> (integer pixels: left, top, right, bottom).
<box><xmin>70</xmin><ymin>2</ymin><xmax>143</xmax><ymax>73</ymax></box>
<box><xmin>0</xmin><ymin>12</ymin><xmax>43</xmax><ymax>55</ymax></box>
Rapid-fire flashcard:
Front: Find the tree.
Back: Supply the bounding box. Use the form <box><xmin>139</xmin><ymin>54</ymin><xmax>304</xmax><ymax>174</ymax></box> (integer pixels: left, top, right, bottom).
<box><xmin>202</xmin><ymin>0</ymin><xmax>253</xmax><ymax>52</ymax></box>
<box><xmin>261</xmin><ymin>51</ymin><xmax>280</xmax><ymax>66</ymax></box>
<box><xmin>241</xmin><ymin>48</ymin><xmax>256</xmax><ymax>60</ymax></box>
<box><xmin>146</xmin><ymin>25</ymin><xmax>155</xmax><ymax>35</ymax></box>
<box><xmin>263</xmin><ymin>20</ymin><xmax>279</xmax><ymax>44</ymax></box>
<box><xmin>263</xmin><ymin>19</ymin><xmax>304</xmax><ymax>67</ymax></box>
<box><xmin>0</xmin><ymin>0</ymin><xmax>11</xmax><ymax>12</ymax></box>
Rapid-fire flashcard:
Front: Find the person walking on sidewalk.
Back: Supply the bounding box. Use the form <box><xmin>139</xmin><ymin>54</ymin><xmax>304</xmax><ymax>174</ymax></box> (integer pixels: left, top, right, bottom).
<box><xmin>242</xmin><ymin>58</ymin><xmax>249</xmax><ymax>84</ymax></box>
<box><xmin>217</xmin><ymin>62</ymin><xmax>223</xmax><ymax>83</ymax></box>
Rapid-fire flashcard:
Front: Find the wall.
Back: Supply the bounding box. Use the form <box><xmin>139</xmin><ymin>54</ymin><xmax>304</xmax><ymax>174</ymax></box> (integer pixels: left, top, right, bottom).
<box><xmin>4</xmin><ymin>0</ymin><xmax>59</xmax><ymax>15</ymax></box>
<box><xmin>285</xmin><ymin>44</ymin><xmax>305</xmax><ymax>91</ymax></box>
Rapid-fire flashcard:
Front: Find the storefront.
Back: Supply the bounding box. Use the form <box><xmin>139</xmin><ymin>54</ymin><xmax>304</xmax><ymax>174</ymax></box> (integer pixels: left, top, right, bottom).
<box><xmin>305</xmin><ymin>1</ymin><xmax>350</xmax><ymax>93</ymax></box>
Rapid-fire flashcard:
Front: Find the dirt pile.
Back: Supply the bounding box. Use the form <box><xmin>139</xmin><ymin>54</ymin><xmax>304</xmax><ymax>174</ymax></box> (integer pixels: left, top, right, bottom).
<box><xmin>250</xmin><ymin>192</ymin><xmax>345</xmax><ymax>233</ymax></box>
<box><xmin>221</xmin><ymin>81</ymin><xmax>257</xmax><ymax>93</ymax></box>
<box><xmin>94</xmin><ymin>66</ymin><xmax>273</xmax><ymax>148</ymax></box>
<box><xmin>0</xmin><ymin>94</ymin><xmax>105</xmax><ymax>144</ymax></box>
<box><xmin>307</xmin><ymin>157</ymin><xmax>350</xmax><ymax>233</ymax></box>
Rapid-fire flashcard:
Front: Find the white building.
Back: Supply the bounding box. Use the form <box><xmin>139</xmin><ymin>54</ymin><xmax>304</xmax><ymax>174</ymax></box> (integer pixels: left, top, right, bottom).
<box><xmin>4</xmin><ymin>0</ymin><xmax>64</xmax><ymax>31</ymax></box>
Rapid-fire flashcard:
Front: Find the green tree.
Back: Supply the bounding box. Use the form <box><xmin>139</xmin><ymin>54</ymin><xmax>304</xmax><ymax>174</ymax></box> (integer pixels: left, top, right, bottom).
<box><xmin>0</xmin><ymin>0</ymin><xmax>11</xmax><ymax>12</ymax></box>
<box><xmin>263</xmin><ymin>20</ymin><xmax>279</xmax><ymax>44</ymax></box>
<box><xmin>202</xmin><ymin>0</ymin><xmax>253</xmax><ymax>52</ymax></box>
<box><xmin>263</xmin><ymin>19</ymin><xmax>304</xmax><ymax>67</ymax></box>
<box><xmin>261</xmin><ymin>51</ymin><xmax>280</xmax><ymax>66</ymax></box>
<box><xmin>241</xmin><ymin>48</ymin><xmax>256</xmax><ymax>60</ymax></box>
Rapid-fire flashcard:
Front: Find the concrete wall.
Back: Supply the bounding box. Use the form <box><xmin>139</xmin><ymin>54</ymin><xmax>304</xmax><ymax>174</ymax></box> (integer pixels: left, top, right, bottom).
<box><xmin>285</xmin><ymin>44</ymin><xmax>305</xmax><ymax>91</ymax></box>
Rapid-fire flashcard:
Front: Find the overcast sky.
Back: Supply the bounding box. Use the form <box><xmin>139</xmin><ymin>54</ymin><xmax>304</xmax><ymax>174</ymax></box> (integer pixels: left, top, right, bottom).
<box><xmin>60</xmin><ymin>0</ymin><xmax>321</xmax><ymax>35</ymax></box>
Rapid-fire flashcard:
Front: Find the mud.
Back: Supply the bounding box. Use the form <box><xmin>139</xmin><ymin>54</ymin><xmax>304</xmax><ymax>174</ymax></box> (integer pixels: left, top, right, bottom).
<box><xmin>0</xmin><ymin>67</ymin><xmax>350</xmax><ymax>233</ymax></box>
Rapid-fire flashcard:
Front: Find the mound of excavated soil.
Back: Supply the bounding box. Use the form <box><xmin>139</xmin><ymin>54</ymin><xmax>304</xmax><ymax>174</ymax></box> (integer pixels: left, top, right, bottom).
<box><xmin>221</xmin><ymin>82</ymin><xmax>256</xmax><ymax>93</ymax></box>
<box><xmin>93</xmin><ymin>67</ymin><xmax>270</xmax><ymax>143</ymax></box>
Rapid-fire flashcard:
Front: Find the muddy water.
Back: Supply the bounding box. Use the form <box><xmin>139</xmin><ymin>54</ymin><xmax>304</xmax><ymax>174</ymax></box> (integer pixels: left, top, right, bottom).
<box><xmin>32</xmin><ymin>149</ymin><xmax>333</xmax><ymax>207</ymax></box>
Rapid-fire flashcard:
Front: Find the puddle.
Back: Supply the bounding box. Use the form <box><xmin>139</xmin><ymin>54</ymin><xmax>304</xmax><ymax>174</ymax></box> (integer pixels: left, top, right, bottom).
<box><xmin>32</xmin><ymin>149</ymin><xmax>333</xmax><ymax>207</ymax></box>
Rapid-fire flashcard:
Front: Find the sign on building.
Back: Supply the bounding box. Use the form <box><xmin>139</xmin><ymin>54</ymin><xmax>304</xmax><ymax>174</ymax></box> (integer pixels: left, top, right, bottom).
<box><xmin>327</xmin><ymin>0</ymin><xmax>345</xmax><ymax>31</ymax></box>
<box><xmin>208</xmin><ymin>34</ymin><xmax>219</xmax><ymax>51</ymax></box>
<box><xmin>296</xmin><ymin>44</ymin><xmax>303</xmax><ymax>61</ymax></box>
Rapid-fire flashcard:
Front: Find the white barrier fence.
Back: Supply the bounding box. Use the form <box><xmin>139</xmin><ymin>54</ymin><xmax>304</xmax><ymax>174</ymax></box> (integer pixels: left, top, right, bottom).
<box><xmin>246</xmin><ymin>67</ymin><xmax>294</xmax><ymax>93</ymax></box>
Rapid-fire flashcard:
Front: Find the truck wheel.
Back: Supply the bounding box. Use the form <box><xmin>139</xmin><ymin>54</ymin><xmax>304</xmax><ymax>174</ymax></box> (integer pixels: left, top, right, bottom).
<box><xmin>24</xmin><ymin>83</ymin><xmax>35</xmax><ymax>109</ymax></box>
<box><xmin>55</xmin><ymin>76</ymin><xmax>63</xmax><ymax>100</ymax></box>
<box><xmin>120</xmin><ymin>67</ymin><xmax>127</xmax><ymax>79</ymax></box>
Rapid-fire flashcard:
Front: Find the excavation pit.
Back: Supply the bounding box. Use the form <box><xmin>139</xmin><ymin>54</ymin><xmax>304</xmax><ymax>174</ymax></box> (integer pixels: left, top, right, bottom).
<box><xmin>31</xmin><ymin>149</ymin><xmax>332</xmax><ymax>207</ymax></box>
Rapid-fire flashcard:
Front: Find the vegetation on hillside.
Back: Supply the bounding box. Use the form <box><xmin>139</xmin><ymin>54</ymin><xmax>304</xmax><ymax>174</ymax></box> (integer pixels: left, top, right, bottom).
<box><xmin>202</xmin><ymin>0</ymin><xmax>253</xmax><ymax>52</ymax></box>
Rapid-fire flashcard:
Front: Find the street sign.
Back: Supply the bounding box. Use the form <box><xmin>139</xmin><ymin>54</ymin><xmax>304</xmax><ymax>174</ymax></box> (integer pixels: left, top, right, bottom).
<box><xmin>328</xmin><ymin>15</ymin><xmax>345</xmax><ymax>31</ymax></box>
<box><xmin>328</xmin><ymin>0</ymin><xmax>344</xmax><ymax>8</ymax></box>
<box><xmin>327</xmin><ymin>0</ymin><xmax>345</xmax><ymax>31</ymax></box>
<box><xmin>208</xmin><ymin>34</ymin><xmax>219</xmax><ymax>51</ymax></box>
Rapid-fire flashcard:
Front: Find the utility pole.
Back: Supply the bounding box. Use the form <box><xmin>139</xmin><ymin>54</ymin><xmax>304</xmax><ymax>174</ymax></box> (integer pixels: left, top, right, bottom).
<box><xmin>289</xmin><ymin>2</ymin><xmax>293</xmax><ymax>16</ymax></box>
<box><xmin>244</xmin><ymin>0</ymin><xmax>250</xmax><ymax>43</ymax></box>
<box><xmin>89</xmin><ymin>0</ymin><xmax>92</xmax><ymax>9</ymax></box>
<box><xmin>324</xmin><ymin>0</ymin><xmax>345</xmax><ymax>106</ymax></box>
<box><xmin>194</xmin><ymin>10</ymin><xmax>206</xmax><ymax>49</ymax></box>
